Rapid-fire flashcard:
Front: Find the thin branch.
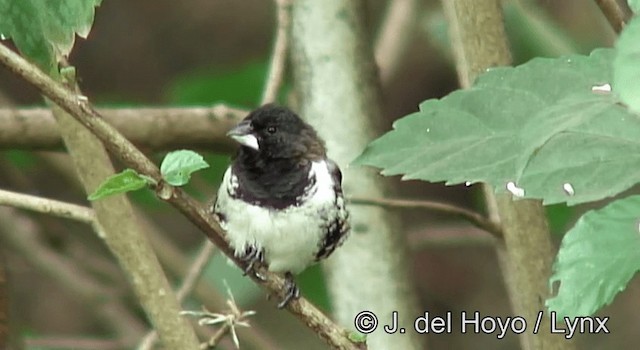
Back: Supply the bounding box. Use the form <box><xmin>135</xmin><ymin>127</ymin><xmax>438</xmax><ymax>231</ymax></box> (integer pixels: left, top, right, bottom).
<box><xmin>594</xmin><ymin>0</ymin><xmax>632</xmax><ymax>34</ymax></box>
<box><xmin>261</xmin><ymin>0</ymin><xmax>293</xmax><ymax>105</ymax></box>
<box><xmin>138</xmin><ymin>241</ymin><xmax>217</xmax><ymax>350</ymax></box>
<box><xmin>0</xmin><ymin>42</ymin><xmax>360</xmax><ymax>350</ymax></box>
<box><xmin>0</xmin><ymin>188</ymin><xmax>94</xmax><ymax>224</ymax></box>
<box><xmin>349</xmin><ymin>196</ymin><xmax>502</xmax><ymax>238</ymax></box>
<box><xmin>374</xmin><ymin>0</ymin><xmax>420</xmax><ymax>84</ymax></box>
<box><xmin>0</xmin><ymin>105</ymin><xmax>247</xmax><ymax>151</ymax></box>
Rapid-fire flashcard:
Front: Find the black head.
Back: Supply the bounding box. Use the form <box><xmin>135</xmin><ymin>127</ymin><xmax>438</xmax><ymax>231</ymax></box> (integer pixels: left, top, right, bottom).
<box><xmin>227</xmin><ymin>104</ymin><xmax>326</xmax><ymax>160</ymax></box>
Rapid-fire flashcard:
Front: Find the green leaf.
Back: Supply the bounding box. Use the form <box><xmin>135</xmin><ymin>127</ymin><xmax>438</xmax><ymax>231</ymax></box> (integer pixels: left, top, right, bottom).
<box><xmin>160</xmin><ymin>150</ymin><xmax>209</xmax><ymax>186</ymax></box>
<box><xmin>88</xmin><ymin>169</ymin><xmax>149</xmax><ymax>201</ymax></box>
<box><xmin>0</xmin><ymin>0</ymin><xmax>102</xmax><ymax>72</ymax></box>
<box><xmin>614</xmin><ymin>15</ymin><xmax>640</xmax><ymax>114</ymax></box>
<box><xmin>629</xmin><ymin>0</ymin><xmax>640</xmax><ymax>13</ymax></box>
<box><xmin>348</xmin><ymin>331</ymin><xmax>367</xmax><ymax>343</ymax></box>
<box><xmin>546</xmin><ymin>195</ymin><xmax>640</xmax><ymax>318</ymax></box>
<box><xmin>356</xmin><ymin>49</ymin><xmax>640</xmax><ymax>205</ymax></box>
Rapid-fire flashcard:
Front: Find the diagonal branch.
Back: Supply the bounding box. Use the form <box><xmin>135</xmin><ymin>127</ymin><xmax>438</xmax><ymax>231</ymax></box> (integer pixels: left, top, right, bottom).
<box><xmin>0</xmin><ymin>42</ymin><xmax>361</xmax><ymax>350</ymax></box>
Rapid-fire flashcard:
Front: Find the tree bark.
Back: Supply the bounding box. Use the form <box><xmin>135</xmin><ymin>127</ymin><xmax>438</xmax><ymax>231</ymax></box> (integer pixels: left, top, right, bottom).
<box><xmin>291</xmin><ymin>1</ymin><xmax>423</xmax><ymax>349</ymax></box>
<box><xmin>442</xmin><ymin>1</ymin><xmax>575</xmax><ymax>349</ymax></box>
<box><xmin>49</xmin><ymin>83</ymin><xmax>201</xmax><ymax>350</ymax></box>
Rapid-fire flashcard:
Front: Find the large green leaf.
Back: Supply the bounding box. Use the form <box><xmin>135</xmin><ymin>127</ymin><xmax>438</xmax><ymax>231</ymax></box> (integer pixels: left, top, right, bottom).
<box><xmin>614</xmin><ymin>15</ymin><xmax>640</xmax><ymax>114</ymax></box>
<box><xmin>546</xmin><ymin>195</ymin><xmax>640</xmax><ymax>318</ymax></box>
<box><xmin>356</xmin><ymin>49</ymin><xmax>640</xmax><ymax>205</ymax></box>
<box><xmin>0</xmin><ymin>0</ymin><xmax>102</xmax><ymax>72</ymax></box>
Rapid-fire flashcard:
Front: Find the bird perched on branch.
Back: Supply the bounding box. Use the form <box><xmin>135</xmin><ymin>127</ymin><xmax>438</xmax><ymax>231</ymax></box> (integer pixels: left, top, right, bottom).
<box><xmin>213</xmin><ymin>104</ymin><xmax>350</xmax><ymax>308</ymax></box>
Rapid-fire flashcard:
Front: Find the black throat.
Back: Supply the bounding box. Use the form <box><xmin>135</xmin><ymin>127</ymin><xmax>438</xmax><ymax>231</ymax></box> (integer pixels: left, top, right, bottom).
<box><xmin>230</xmin><ymin>148</ymin><xmax>314</xmax><ymax>209</ymax></box>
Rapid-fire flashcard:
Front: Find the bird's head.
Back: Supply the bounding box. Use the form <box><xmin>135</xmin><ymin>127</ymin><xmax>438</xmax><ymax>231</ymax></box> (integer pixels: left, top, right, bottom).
<box><xmin>227</xmin><ymin>104</ymin><xmax>326</xmax><ymax>160</ymax></box>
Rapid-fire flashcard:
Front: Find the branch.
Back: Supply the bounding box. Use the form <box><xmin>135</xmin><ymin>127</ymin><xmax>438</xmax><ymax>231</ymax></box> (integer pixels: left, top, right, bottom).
<box><xmin>0</xmin><ymin>105</ymin><xmax>246</xmax><ymax>151</ymax></box>
<box><xmin>593</xmin><ymin>0</ymin><xmax>632</xmax><ymax>34</ymax></box>
<box><xmin>0</xmin><ymin>42</ymin><xmax>360</xmax><ymax>350</ymax></box>
<box><xmin>138</xmin><ymin>241</ymin><xmax>216</xmax><ymax>350</ymax></box>
<box><xmin>374</xmin><ymin>0</ymin><xmax>420</xmax><ymax>84</ymax></box>
<box><xmin>349</xmin><ymin>196</ymin><xmax>502</xmax><ymax>238</ymax></box>
<box><xmin>442</xmin><ymin>0</ymin><xmax>574</xmax><ymax>349</ymax></box>
<box><xmin>0</xmin><ymin>188</ymin><xmax>95</xmax><ymax>224</ymax></box>
<box><xmin>261</xmin><ymin>0</ymin><xmax>293</xmax><ymax>105</ymax></box>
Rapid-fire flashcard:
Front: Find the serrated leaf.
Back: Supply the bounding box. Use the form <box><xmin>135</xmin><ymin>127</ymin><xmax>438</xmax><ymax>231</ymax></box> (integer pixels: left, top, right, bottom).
<box><xmin>0</xmin><ymin>0</ymin><xmax>102</xmax><ymax>72</ymax></box>
<box><xmin>356</xmin><ymin>49</ymin><xmax>640</xmax><ymax>205</ymax></box>
<box><xmin>160</xmin><ymin>150</ymin><xmax>209</xmax><ymax>186</ymax></box>
<box><xmin>546</xmin><ymin>195</ymin><xmax>640</xmax><ymax>318</ymax></box>
<box><xmin>88</xmin><ymin>169</ymin><xmax>149</xmax><ymax>201</ymax></box>
<box><xmin>614</xmin><ymin>15</ymin><xmax>640</xmax><ymax>114</ymax></box>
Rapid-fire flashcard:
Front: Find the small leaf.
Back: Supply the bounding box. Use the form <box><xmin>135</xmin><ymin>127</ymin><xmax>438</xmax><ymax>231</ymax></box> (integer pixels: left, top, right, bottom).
<box><xmin>160</xmin><ymin>150</ymin><xmax>209</xmax><ymax>186</ymax></box>
<box><xmin>348</xmin><ymin>331</ymin><xmax>367</xmax><ymax>343</ymax></box>
<box><xmin>546</xmin><ymin>195</ymin><xmax>640</xmax><ymax>318</ymax></box>
<box><xmin>614</xmin><ymin>15</ymin><xmax>640</xmax><ymax>113</ymax></box>
<box><xmin>88</xmin><ymin>169</ymin><xmax>149</xmax><ymax>201</ymax></box>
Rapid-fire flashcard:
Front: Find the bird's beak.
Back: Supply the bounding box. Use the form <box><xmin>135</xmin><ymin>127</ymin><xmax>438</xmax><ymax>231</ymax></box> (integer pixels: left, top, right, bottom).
<box><xmin>227</xmin><ymin>120</ymin><xmax>260</xmax><ymax>151</ymax></box>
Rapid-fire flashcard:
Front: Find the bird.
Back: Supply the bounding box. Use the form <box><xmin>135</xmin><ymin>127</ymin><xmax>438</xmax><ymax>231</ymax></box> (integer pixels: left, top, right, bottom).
<box><xmin>212</xmin><ymin>104</ymin><xmax>350</xmax><ymax>308</ymax></box>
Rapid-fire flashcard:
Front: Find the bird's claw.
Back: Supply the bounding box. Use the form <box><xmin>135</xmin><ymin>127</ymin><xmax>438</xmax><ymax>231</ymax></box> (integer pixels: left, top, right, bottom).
<box><xmin>241</xmin><ymin>246</ymin><xmax>265</xmax><ymax>279</ymax></box>
<box><xmin>277</xmin><ymin>272</ymin><xmax>300</xmax><ymax>309</ymax></box>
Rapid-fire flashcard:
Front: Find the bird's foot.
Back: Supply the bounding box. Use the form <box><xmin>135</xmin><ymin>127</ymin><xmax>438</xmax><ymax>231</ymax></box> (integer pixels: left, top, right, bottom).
<box><xmin>277</xmin><ymin>272</ymin><xmax>300</xmax><ymax>309</ymax></box>
<box><xmin>240</xmin><ymin>246</ymin><xmax>266</xmax><ymax>281</ymax></box>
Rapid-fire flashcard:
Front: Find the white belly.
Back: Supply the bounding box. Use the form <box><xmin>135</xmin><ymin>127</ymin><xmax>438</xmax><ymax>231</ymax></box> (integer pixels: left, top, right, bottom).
<box><xmin>215</xmin><ymin>161</ymin><xmax>338</xmax><ymax>274</ymax></box>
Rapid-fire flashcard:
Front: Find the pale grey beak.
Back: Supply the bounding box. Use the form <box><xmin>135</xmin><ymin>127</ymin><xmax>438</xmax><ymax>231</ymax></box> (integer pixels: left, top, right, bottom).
<box><xmin>227</xmin><ymin>120</ymin><xmax>259</xmax><ymax>151</ymax></box>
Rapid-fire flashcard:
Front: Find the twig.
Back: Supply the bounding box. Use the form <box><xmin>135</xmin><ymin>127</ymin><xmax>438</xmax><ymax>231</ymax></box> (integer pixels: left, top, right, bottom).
<box><xmin>0</xmin><ymin>105</ymin><xmax>247</xmax><ymax>151</ymax></box>
<box><xmin>0</xmin><ymin>188</ymin><xmax>108</xmax><ymax>239</ymax></box>
<box><xmin>593</xmin><ymin>0</ymin><xmax>632</xmax><ymax>34</ymax></box>
<box><xmin>138</xmin><ymin>241</ymin><xmax>217</xmax><ymax>350</ymax></box>
<box><xmin>182</xmin><ymin>288</ymin><xmax>256</xmax><ymax>350</ymax></box>
<box><xmin>0</xmin><ymin>188</ymin><xmax>95</xmax><ymax>224</ymax></box>
<box><xmin>176</xmin><ymin>241</ymin><xmax>217</xmax><ymax>301</ymax></box>
<box><xmin>374</xmin><ymin>0</ymin><xmax>420</xmax><ymax>84</ymax></box>
<box><xmin>349</xmin><ymin>196</ymin><xmax>502</xmax><ymax>238</ymax></box>
<box><xmin>0</xmin><ymin>41</ymin><xmax>360</xmax><ymax>350</ymax></box>
<box><xmin>261</xmin><ymin>0</ymin><xmax>293</xmax><ymax>105</ymax></box>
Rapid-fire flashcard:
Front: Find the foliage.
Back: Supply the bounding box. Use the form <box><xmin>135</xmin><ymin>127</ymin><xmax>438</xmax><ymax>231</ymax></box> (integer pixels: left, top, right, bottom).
<box><xmin>88</xmin><ymin>169</ymin><xmax>150</xmax><ymax>201</ymax></box>
<box><xmin>160</xmin><ymin>150</ymin><xmax>209</xmax><ymax>186</ymax></box>
<box><xmin>89</xmin><ymin>151</ymin><xmax>210</xmax><ymax>200</ymax></box>
<box><xmin>0</xmin><ymin>0</ymin><xmax>102</xmax><ymax>72</ymax></box>
<box><xmin>357</xmin><ymin>11</ymin><xmax>640</xmax><ymax>319</ymax></box>
<box><xmin>546</xmin><ymin>196</ymin><xmax>640</xmax><ymax>318</ymax></box>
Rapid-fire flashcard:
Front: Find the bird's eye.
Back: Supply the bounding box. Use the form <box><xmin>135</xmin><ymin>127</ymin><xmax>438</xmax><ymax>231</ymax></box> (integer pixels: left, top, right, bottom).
<box><xmin>266</xmin><ymin>126</ymin><xmax>277</xmax><ymax>134</ymax></box>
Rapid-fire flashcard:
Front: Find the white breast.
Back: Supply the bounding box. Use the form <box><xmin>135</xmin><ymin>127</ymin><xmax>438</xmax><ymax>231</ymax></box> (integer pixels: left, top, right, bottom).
<box><xmin>215</xmin><ymin>161</ymin><xmax>338</xmax><ymax>274</ymax></box>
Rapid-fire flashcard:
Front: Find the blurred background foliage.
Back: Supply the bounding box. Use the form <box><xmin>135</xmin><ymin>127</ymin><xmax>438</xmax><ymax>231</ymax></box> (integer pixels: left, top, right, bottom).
<box><xmin>0</xmin><ymin>0</ymin><xmax>637</xmax><ymax>349</ymax></box>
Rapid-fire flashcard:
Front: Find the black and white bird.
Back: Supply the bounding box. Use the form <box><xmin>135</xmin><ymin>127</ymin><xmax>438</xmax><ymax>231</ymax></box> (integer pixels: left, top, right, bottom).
<box><xmin>213</xmin><ymin>104</ymin><xmax>350</xmax><ymax>308</ymax></box>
